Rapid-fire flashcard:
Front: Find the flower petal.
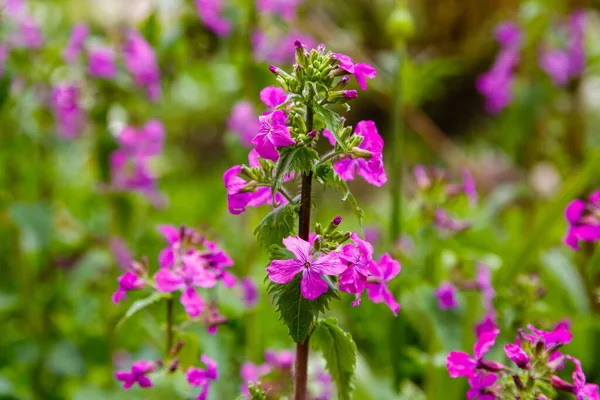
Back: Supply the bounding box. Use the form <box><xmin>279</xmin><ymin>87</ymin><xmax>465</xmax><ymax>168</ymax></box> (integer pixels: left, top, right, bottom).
<box><xmin>300</xmin><ymin>269</ymin><xmax>329</xmax><ymax>300</ymax></box>
<box><xmin>267</xmin><ymin>259</ymin><xmax>304</xmax><ymax>284</ymax></box>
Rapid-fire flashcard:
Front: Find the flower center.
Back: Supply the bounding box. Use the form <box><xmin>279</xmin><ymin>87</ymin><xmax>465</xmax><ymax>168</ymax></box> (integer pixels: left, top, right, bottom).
<box><xmin>304</xmin><ymin>262</ymin><xmax>310</xmax><ymax>269</ymax></box>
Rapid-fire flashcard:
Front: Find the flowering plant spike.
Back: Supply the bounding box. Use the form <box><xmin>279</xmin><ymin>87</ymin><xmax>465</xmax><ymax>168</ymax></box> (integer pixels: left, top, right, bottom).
<box><xmin>223</xmin><ymin>41</ymin><xmax>400</xmax><ymax>400</ymax></box>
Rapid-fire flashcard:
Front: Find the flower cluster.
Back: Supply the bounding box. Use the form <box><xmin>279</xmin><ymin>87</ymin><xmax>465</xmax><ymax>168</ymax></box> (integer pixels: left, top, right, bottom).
<box><xmin>240</xmin><ymin>348</ymin><xmax>332</xmax><ymax>399</ymax></box>
<box><xmin>50</xmin><ymin>84</ymin><xmax>86</xmax><ymax>140</ymax></box>
<box><xmin>195</xmin><ymin>0</ymin><xmax>231</xmax><ymax>37</ymax></box>
<box><xmin>447</xmin><ymin>321</ymin><xmax>599</xmax><ymax>399</ymax></box>
<box><xmin>564</xmin><ymin>190</ymin><xmax>600</xmax><ymax>251</ymax></box>
<box><xmin>1</xmin><ymin>0</ymin><xmax>44</xmax><ymax>50</ymax></box>
<box><xmin>110</xmin><ymin>120</ymin><xmax>166</xmax><ymax>206</ymax></box>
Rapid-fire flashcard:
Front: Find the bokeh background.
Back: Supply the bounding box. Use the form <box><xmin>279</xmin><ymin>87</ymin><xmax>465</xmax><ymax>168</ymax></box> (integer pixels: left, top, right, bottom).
<box><xmin>1</xmin><ymin>0</ymin><xmax>600</xmax><ymax>398</ymax></box>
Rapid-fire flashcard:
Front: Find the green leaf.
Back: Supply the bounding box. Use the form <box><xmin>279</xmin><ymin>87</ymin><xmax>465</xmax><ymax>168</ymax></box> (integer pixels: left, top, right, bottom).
<box><xmin>311</xmin><ymin>317</ymin><xmax>358</xmax><ymax>400</ymax></box>
<box><xmin>315</xmin><ymin>164</ymin><xmax>364</xmax><ymax>228</ymax></box>
<box><xmin>116</xmin><ymin>292</ymin><xmax>170</xmax><ymax>329</ymax></box>
<box><xmin>290</xmin><ymin>147</ymin><xmax>319</xmax><ymax>174</ymax></box>
<box><xmin>9</xmin><ymin>202</ymin><xmax>53</xmax><ymax>253</ymax></box>
<box><xmin>313</xmin><ymin>104</ymin><xmax>344</xmax><ymax>149</ymax></box>
<box><xmin>254</xmin><ymin>203</ymin><xmax>298</xmax><ymax>250</ymax></box>
<box><xmin>270</xmin><ymin>145</ymin><xmax>318</xmax><ymax>200</ymax></box>
<box><xmin>268</xmin><ymin>275</ymin><xmax>340</xmax><ymax>343</ymax></box>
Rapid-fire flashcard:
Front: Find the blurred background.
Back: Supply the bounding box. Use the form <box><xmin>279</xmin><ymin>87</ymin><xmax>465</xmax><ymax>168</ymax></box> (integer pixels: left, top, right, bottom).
<box><xmin>1</xmin><ymin>0</ymin><xmax>600</xmax><ymax>398</ymax></box>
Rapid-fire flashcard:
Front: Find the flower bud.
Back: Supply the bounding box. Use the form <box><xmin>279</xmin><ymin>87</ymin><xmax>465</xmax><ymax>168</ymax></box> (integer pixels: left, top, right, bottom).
<box><xmin>324</xmin><ymin>216</ymin><xmax>343</xmax><ymax>235</ymax></box>
<box><xmin>478</xmin><ymin>358</ymin><xmax>505</xmax><ymax>372</ymax></box>
<box><xmin>308</xmin><ymin>129</ymin><xmax>318</xmax><ymax>138</ymax></box>
<box><xmin>294</xmin><ymin>40</ymin><xmax>308</xmax><ymax>67</ymax></box>
<box><xmin>351</xmin><ymin>146</ymin><xmax>372</xmax><ymax>159</ymax></box>
<box><xmin>334</xmin><ymin>75</ymin><xmax>350</xmax><ymax>90</ymax></box>
<box><xmin>550</xmin><ymin>376</ymin><xmax>575</xmax><ymax>392</ymax></box>
<box><xmin>333</xmin><ymin>216</ymin><xmax>342</xmax><ymax>226</ymax></box>
<box><xmin>512</xmin><ymin>374</ymin><xmax>525</xmax><ymax>390</ymax></box>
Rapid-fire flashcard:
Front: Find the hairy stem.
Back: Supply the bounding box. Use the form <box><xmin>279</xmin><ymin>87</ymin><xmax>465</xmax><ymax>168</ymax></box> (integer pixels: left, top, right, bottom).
<box><xmin>166</xmin><ymin>297</ymin><xmax>174</xmax><ymax>355</ymax></box>
<box><xmin>294</xmin><ymin>101</ymin><xmax>314</xmax><ymax>400</ymax></box>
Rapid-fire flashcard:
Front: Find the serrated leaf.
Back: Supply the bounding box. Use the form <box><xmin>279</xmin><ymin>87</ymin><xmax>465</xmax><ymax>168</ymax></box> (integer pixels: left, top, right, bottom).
<box><xmin>290</xmin><ymin>147</ymin><xmax>319</xmax><ymax>174</ymax></box>
<box><xmin>268</xmin><ymin>275</ymin><xmax>340</xmax><ymax>343</ymax></box>
<box><xmin>116</xmin><ymin>292</ymin><xmax>170</xmax><ymax>330</ymax></box>
<box><xmin>313</xmin><ymin>104</ymin><xmax>344</xmax><ymax>149</ymax></box>
<box><xmin>314</xmin><ymin>164</ymin><xmax>364</xmax><ymax>228</ymax></box>
<box><xmin>254</xmin><ymin>204</ymin><xmax>298</xmax><ymax>250</ymax></box>
<box><xmin>311</xmin><ymin>317</ymin><xmax>357</xmax><ymax>400</ymax></box>
<box><xmin>268</xmin><ymin>244</ymin><xmax>294</xmax><ymax>261</ymax></box>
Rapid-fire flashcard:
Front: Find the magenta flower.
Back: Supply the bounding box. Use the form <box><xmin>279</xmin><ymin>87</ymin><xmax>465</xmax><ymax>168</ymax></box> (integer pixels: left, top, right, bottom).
<box><xmin>259</xmin><ymin>86</ymin><xmax>287</xmax><ymax>110</ymax></box>
<box><xmin>466</xmin><ymin>371</ymin><xmax>500</xmax><ymax>400</ymax></box>
<box><xmin>194</xmin><ymin>239</ymin><xmax>236</xmax><ymax>287</ymax></box>
<box><xmin>362</xmin><ymin>253</ymin><xmax>401</xmax><ymax>315</ymax></box>
<box><xmin>494</xmin><ymin>22</ymin><xmax>521</xmax><ymax>47</ymax></box>
<box><xmin>155</xmin><ymin>255</ymin><xmax>218</xmax><ymax>317</ymax></box>
<box><xmin>228</xmin><ymin>102</ymin><xmax>259</xmax><ymax>146</ymax></box>
<box><xmin>117</xmin><ymin>120</ymin><xmax>165</xmax><ymax>158</ymax></box>
<box><xmin>333</xmin><ymin>53</ymin><xmax>376</xmax><ymax>91</ymax></box>
<box><xmin>446</xmin><ymin>329</ymin><xmax>501</xmax><ymax>378</ymax></box>
<box><xmin>50</xmin><ymin>84</ymin><xmax>85</xmax><ymax>139</ymax></box>
<box><xmin>476</xmin><ymin>264</ymin><xmax>496</xmax><ymax>317</ymax></box>
<box><xmin>475</xmin><ymin>314</ymin><xmax>498</xmax><ymax>337</ymax></box>
<box><xmin>462</xmin><ymin>168</ymin><xmax>478</xmax><ymax>205</ymax></box>
<box><xmin>267</xmin><ymin>236</ymin><xmax>344</xmax><ymax>300</ymax></box>
<box><xmin>123</xmin><ymin>30</ymin><xmax>161</xmax><ymax>101</ymax></box>
<box><xmin>256</xmin><ymin>0</ymin><xmax>303</xmax><ymax>22</ymax></box>
<box><xmin>115</xmin><ymin>361</ymin><xmax>155</xmax><ymax>389</ymax></box>
<box><xmin>264</xmin><ymin>349</ymin><xmax>295</xmax><ymax>369</ymax></box>
<box><xmin>195</xmin><ymin>0</ymin><xmax>231</xmax><ymax>37</ymax></box>
<box><xmin>63</xmin><ymin>23</ymin><xmax>88</xmax><ymax>63</ymax></box>
<box><xmin>435</xmin><ymin>208</ymin><xmax>470</xmax><ymax>233</ymax></box>
<box><xmin>112</xmin><ymin>271</ymin><xmax>145</xmax><ymax>304</ymax></box>
<box><xmin>156</xmin><ymin>224</ymin><xmax>189</xmax><ymax>268</ymax></box>
<box><xmin>338</xmin><ymin>233</ymin><xmax>373</xmax><ymax>295</ymax></box>
<box><xmin>253</xmin><ymin>110</ymin><xmax>295</xmax><ymax>161</ymax></box>
<box><xmin>110</xmin><ymin>237</ymin><xmax>134</xmax><ymax>270</ymax></box>
<box><xmin>564</xmin><ymin>191</ymin><xmax>600</xmax><ymax>251</ymax></box>
<box><xmin>223</xmin><ymin>165</ymin><xmax>254</xmax><ymax>215</ymax></box>
<box><xmin>12</xmin><ymin>16</ymin><xmax>44</xmax><ymax>49</ymax></box>
<box><xmin>252</xmin><ymin>30</ymin><xmax>315</xmax><ymax>64</ymax></box>
<box><xmin>333</xmin><ymin>120</ymin><xmax>387</xmax><ymax>187</ymax></box>
<box><xmin>435</xmin><ymin>282</ymin><xmax>458</xmax><ymax>310</ymax></box>
<box><xmin>186</xmin><ymin>355</ymin><xmax>218</xmax><ymax>400</ymax></box>
<box><xmin>568</xmin><ymin>356</ymin><xmax>600</xmax><ymax>400</ymax></box>
<box><xmin>240</xmin><ymin>362</ymin><xmax>272</xmax><ymax>395</ymax></box>
<box><xmin>322</xmin><ymin>129</ymin><xmax>336</xmax><ymax>146</ymax></box>
<box><xmin>88</xmin><ymin>46</ymin><xmax>117</xmax><ymax>78</ymax></box>
<box><xmin>539</xmin><ymin>49</ymin><xmax>571</xmax><ymax>87</ymax></box>
<box><xmin>523</xmin><ymin>322</ymin><xmax>572</xmax><ymax>349</ymax></box>
<box><xmin>241</xmin><ymin>277</ymin><xmax>259</xmax><ymax>308</ymax></box>
<box><xmin>504</xmin><ymin>343</ymin><xmax>530</xmax><ymax>369</ymax></box>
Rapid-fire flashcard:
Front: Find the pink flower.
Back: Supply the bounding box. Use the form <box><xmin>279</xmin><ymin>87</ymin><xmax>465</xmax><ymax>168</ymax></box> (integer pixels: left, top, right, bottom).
<box><xmin>193</xmin><ymin>239</ymin><xmax>236</xmax><ymax>287</ymax></box>
<box><xmin>435</xmin><ymin>208</ymin><xmax>470</xmax><ymax>233</ymax></box>
<box><xmin>256</xmin><ymin>0</ymin><xmax>303</xmax><ymax>22</ymax></box>
<box><xmin>63</xmin><ymin>23</ymin><xmax>88</xmax><ymax>63</ymax></box>
<box><xmin>241</xmin><ymin>277</ymin><xmax>259</xmax><ymax>308</ymax></box>
<box><xmin>252</xmin><ymin>30</ymin><xmax>315</xmax><ymax>64</ymax></box>
<box><xmin>253</xmin><ymin>110</ymin><xmax>295</xmax><ymax>161</ymax></box>
<box><xmin>228</xmin><ymin>102</ymin><xmax>259</xmax><ymax>146</ymax></box>
<box><xmin>332</xmin><ymin>53</ymin><xmax>376</xmax><ymax>90</ymax></box>
<box><xmin>195</xmin><ymin>0</ymin><xmax>231</xmax><ymax>37</ymax></box>
<box><xmin>462</xmin><ymin>168</ymin><xmax>477</xmax><ymax>205</ymax></box>
<box><xmin>333</xmin><ymin>120</ymin><xmax>387</xmax><ymax>187</ymax></box>
<box><xmin>361</xmin><ymin>253</ymin><xmax>401</xmax><ymax>315</ymax></box>
<box><xmin>435</xmin><ymin>282</ymin><xmax>458</xmax><ymax>310</ymax></box>
<box><xmin>564</xmin><ymin>191</ymin><xmax>600</xmax><ymax>251</ymax></box>
<box><xmin>223</xmin><ymin>165</ymin><xmax>253</xmax><ymax>215</ymax></box>
<box><xmin>110</xmin><ymin>237</ymin><xmax>134</xmax><ymax>270</ymax></box>
<box><xmin>475</xmin><ymin>314</ymin><xmax>498</xmax><ymax>337</ymax></box>
<box><xmin>0</xmin><ymin>45</ymin><xmax>7</xmax><ymax>77</ymax></box>
<box><xmin>446</xmin><ymin>329</ymin><xmax>500</xmax><ymax>378</ymax></box>
<box><xmin>259</xmin><ymin>86</ymin><xmax>287</xmax><ymax>110</ymax></box>
<box><xmin>186</xmin><ymin>355</ymin><xmax>218</xmax><ymax>400</ymax></box>
<box><xmin>12</xmin><ymin>16</ymin><xmax>44</xmax><ymax>49</ymax></box>
<box><xmin>467</xmin><ymin>371</ymin><xmax>500</xmax><ymax>400</ymax></box>
<box><xmin>524</xmin><ymin>322</ymin><xmax>572</xmax><ymax>349</ymax></box>
<box><xmin>264</xmin><ymin>349</ymin><xmax>295</xmax><ymax>369</ymax></box>
<box><xmin>88</xmin><ymin>46</ymin><xmax>117</xmax><ymax>78</ymax></box>
<box><xmin>338</xmin><ymin>232</ymin><xmax>373</xmax><ymax>295</ymax></box>
<box><xmin>155</xmin><ymin>254</ymin><xmax>218</xmax><ymax>317</ymax></box>
<box><xmin>240</xmin><ymin>362</ymin><xmax>272</xmax><ymax>395</ymax></box>
<box><xmin>494</xmin><ymin>22</ymin><xmax>521</xmax><ymax>47</ymax></box>
<box><xmin>568</xmin><ymin>356</ymin><xmax>600</xmax><ymax>400</ymax></box>
<box><xmin>504</xmin><ymin>343</ymin><xmax>530</xmax><ymax>369</ymax></box>
<box><xmin>267</xmin><ymin>236</ymin><xmax>344</xmax><ymax>300</ymax></box>
<box><xmin>123</xmin><ymin>30</ymin><xmax>161</xmax><ymax>101</ymax></box>
<box><xmin>50</xmin><ymin>84</ymin><xmax>85</xmax><ymax>139</ymax></box>
<box><xmin>115</xmin><ymin>360</ymin><xmax>155</xmax><ymax>389</ymax></box>
<box><xmin>112</xmin><ymin>271</ymin><xmax>145</xmax><ymax>304</ymax></box>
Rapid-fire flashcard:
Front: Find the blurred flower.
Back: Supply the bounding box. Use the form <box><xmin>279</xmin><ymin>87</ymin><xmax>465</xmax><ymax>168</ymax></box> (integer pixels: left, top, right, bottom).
<box><xmin>539</xmin><ymin>49</ymin><xmax>571</xmax><ymax>87</ymax></box>
<box><xmin>494</xmin><ymin>22</ymin><xmax>521</xmax><ymax>47</ymax></box>
<box><xmin>205</xmin><ymin>302</ymin><xmax>227</xmax><ymax>335</ymax></box>
<box><xmin>566</xmin><ymin>356</ymin><xmax>600</xmax><ymax>400</ymax></box>
<box><xmin>50</xmin><ymin>84</ymin><xmax>86</xmax><ymax>139</ymax></box>
<box><xmin>435</xmin><ymin>208</ymin><xmax>470</xmax><ymax>233</ymax></box>
<box><xmin>435</xmin><ymin>282</ymin><xmax>458</xmax><ymax>310</ymax></box>
<box><xmin>11</xmin><ymin>16</ymin><xmax>44</xmax><ymax>49</ymax></box>
<box><xmin>253</xmin><ymin>110</ymin><xmax>295</xmax><ymax>161</ymax></box>
<box><xmin>186</xmin><ymin>355</ymin><xmax>218</xmax><ymax>400</ymax></box>
<box><xmin>504</xmin><ymin>343</ymin><xmax>530</xmax><ymax>369</ymax></box>
<box><xmin>364</xmin><ymin>226</ymin><xmax>380</xmax><ymax>245</ymax></box>
<box><xmin>256</xmin><ymin>0</ymin><xmax>303</xmax><ymax>22</ymax></box>
<box><xmin>252</xmin><ymin>30</ymin><xmax>315</xmax><ymax>64</ymax></box>
<box><xmin>447</xmin><ymin>329</ymin><xmax>501</xmax><ymax>378</ymax></box>
<box><xmin>2</xmin><ymin>0</ymin><xmax>25</xmax><ymax>17</ymax></box>
<box><xmin>88</xmin><ymin>46</ymin><xmax>118</xmax><ymax>78</ymax></box>
<box><xmin>123</xmin><ymin>29</ymin><xmax>161</xmax><ymax>101</ymax></box>
<box><xmin>115</xmin><ymin>360</ymin><xmax>155</xmax><ymax>389</ymax></box>
<box><xmin>264</xmin><ymin>349</ymin><xmax>295</xmax><ymax>370</ymax></box>
<box><xmin>240</xmin><ymin>361</ymin><xmax>272</xmax><ymax>396</ymax></box>
<box><xmin>267</xmin><ymin>236</ymin><xmax>344</xmax><ymax>300</ymax></box>
<box><xmin>195</xmin><ymin>0</ymin><xmax>231</xmax><ymax>37</ymax></box>
<box><xmin>338</xmin><ymin>232</ymin><xmax>373</xmax><ymax>295</ymax></box>
<box><xmin>564</xmin><ymin>191</ymin><xmax>600</xmax><ymax>251</ymax></box>
<box><xmin>332</xmin><ymin>53</ymin><xmax>376</xmax><ymax>91</ymax></box>
<box><xmin>241</xmin><ymin>277</ymin><xmax>259</xmax><ymax>308</ymax></box>
<box><xmin>112</xmin><ymin>271</ymin><xmax>145</xmax><ymax>304</ymax></box>
<box><xmin>467</xmin><ymin>371</ymin><xmax>500</xmax><ymax>400</ymax></box>
<box><xmin>333</xmin><ymin>121</ymin><xmax>387</xmax><ymax>187</ymax></box>
<box><xmin>63</xmin><ymin>23</ymin><xmax>89</xmax><ymax>63</ymax></box>
<box><xmin>228</xmin><ymin>102</ymin><xmax>259</xmax><ymax>146</ymax></box>
<box><xmin>110</xmin><ymin>236</ymin><xmax>134</xmax><ymax>270</ymax></box>
<box><xmin>461</xmin><ymin>169</ymin><xmax>477</xmax><ymax>205</ymax></box>
<box><xmin>356</xmin><ymin>253</ymin><xmax>401</xmax><ymax>316</ymax></box>
<box><xmin>0</xmin><ymin>45</ymin><xmax>8</xmax><ymax>77</ymax></box>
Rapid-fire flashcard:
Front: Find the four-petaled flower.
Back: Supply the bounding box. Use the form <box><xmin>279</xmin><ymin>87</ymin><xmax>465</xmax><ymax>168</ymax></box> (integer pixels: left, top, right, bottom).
<box><xmin>568</xmin><ymin>356</ymin><xmax>600</xmax><ymax>400</ymax></box>
<box><xmin>253</xmin><ymin>110</ymin><xmax>295</xmax><ymax>161</ymax></box>
<box><xmin>115</xmin><ymin>361</ymin><xmax>155</xmax><ymax>389</ymax></box>
<box><xmin>338</xmin><ymin>232</ymin><xmax>373</xmax><ymax>294</ymax></box>
<box><xmin>267</xmin><ymin>236</ymin><xmax>344</xmax><ymax>300</ymax></box>
<box><xmin>467</xmin><ymin>371</ymin><xmax>500</xmax><ymax>400</ymax></box>
<box><xmin>447</xmin><ymin>329</ymin><xmax>501</xmax><ymax>378</ymax></box>
<box><xmin>186</xmin><ymin>355</ymin><xmax>219</xmax><ymax>400</ymax></box>
<box><xmin>564</xmin><ymin>191</ymin><xmax>600</xmax><ymax>251</ymax></box>
<box><xmin>333</xmin><ymin>53</ymin><xmax>377</xmax><ymax>90</ymax></box>
<box><xmin>358</xmin><ymin>253</ymin><xmax>401</xmax><ymax>316</ymax></box>
<box><xmin>112</xmin><ymin>271</ymin><xmax>145</xmax><ymax>304</ymax></box>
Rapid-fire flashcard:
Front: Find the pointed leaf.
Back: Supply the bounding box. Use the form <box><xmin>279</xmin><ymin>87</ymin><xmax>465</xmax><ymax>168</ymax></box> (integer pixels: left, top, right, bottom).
<box><xmin>116</xmin><ymin>292</ymin><xmax>170</xmax><ymax>329</ymax></box>
<box><xmin>254</xmin><ymin>203</ymin><xmax>298</xmax><ymax>250</ymax></box>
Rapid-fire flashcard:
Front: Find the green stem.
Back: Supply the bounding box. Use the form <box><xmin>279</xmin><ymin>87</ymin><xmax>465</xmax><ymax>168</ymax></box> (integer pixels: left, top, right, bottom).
<box><xmin>389</xmin><ymin>45</ymin><xmax>405</xmax><ymax>242</ymax></box>
<box><xmin>166</xmin><ymin>297</ymin><xmax>174</xmax><ymax>355</ymax></box>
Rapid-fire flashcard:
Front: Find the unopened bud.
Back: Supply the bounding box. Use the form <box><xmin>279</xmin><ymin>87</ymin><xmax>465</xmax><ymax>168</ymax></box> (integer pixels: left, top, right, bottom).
<box><xmin>308</xmin><ymin>129</ymin><xmax>318</xmax><ymax>138</ymax></box>
<box><xmin>294</xmin><ymin>40</ymin><xmax>308</xmax><ymax>67</ymax></box>
<box><xmin>351</xmin><ymin>147</ymin><xmax>372</xmax><ymax>159</ymax></box>
<box><xmin>477</xmin><ymin>358</ymin><xmax>505</xmax><ymax>372</ymax></box>
<box><xmin>169</xmin><ymin>340</ymin><xmax>185</xmax><ymax>357</ymax></box>
<box><xmin>513</xmin><ymin>374</ymin><xmax>525</xmax><ymax>390</ymax></box>
<box><xmin>269</xmin><ymin>65</ymin><xmax>280</xmax><ymax>75</ymax></box>
<box><xmin>550</xmin><ymin>375</ymin><xmax>575</xmax><ymax>392</ymax></box>
<box><xmin>168</xmin><ymin>359</ymin><xmax>179</xmax><ymax>372</ymax></box>
<box><xmin>344</xmin><ymin>90</ymin><xmax>358</xmax><ymax>99</ymax></box>
<box><xmin>334</xmin><ymin>75</ymin><xmax>350</xmax><ymax>90</ymax></box>
<box><xmin>333</xmin><ymin>216</ymin><xmax>342</xmax><ymax>226</ymax></box>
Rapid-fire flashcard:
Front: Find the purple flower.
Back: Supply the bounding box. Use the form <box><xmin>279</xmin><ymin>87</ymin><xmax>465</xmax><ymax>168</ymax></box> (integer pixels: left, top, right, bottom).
<box><xmin>267</xmin><ymin>236</ymin><xmax>344</xmax><ymax>300</ymax></box>
<box><xmin>253</xmin><ymin>110</ymin><xmax>295</xmax><ymax>161</ymax></box>
<box><xmin>332</xmin><ymin>53</ymin><xmax>377</xmax><ymax>90</ymax></box>
<box><xmin>241</xmin><ymin>277</ymin><xmax>259</xmax><ymax>308</ymax></box>
<box><xmin>539</xmin><ymin>48</ymin><xmax>571</xmax><ymax>87</ymax></box>
<box><xmin>259</xmin><ymin>86</ymin><xmax>287</xmax><ymax>110</ymax></box>
<box><xmin>475</xmin><ymin>314</ymin><xmax>498</xmax><ymax>337</ymax></box>
<box><xmin>264</xmin><ymin>349</ymin><xmax>295</xmax><ymax>369</ymax></box>
<box><xmin>494</xmin><ymin>22</ymin><xmax>521</xmax><ymax>47</ymax></box>
<box><xmin>256</xmin><ymin>0</ymin><xmax>303</xmax><ymax>22</ymax></box>
<box><xmin>223</xmin><ymin>165</ymin><xmax>254</xmax><ymax>215</ymax></box>
<box><xmin>112</xmin><ymin>271</ymin><xmax>145</xmax><ymax>304</ymax></box>
<box><xmin>12</xmin><ymin>16</ymin><xmax>44</xmax><ymax>49</ymax></box>
<box><xmin>2</xmin><ymin>0</ymin><xmax>25</xmax><ymax>17</ymax></box>
<box><xmin>333</xmin><ymin>120</ymin><xmax>387</xmax><ymax>187</ymax></box>
<box><xmin>110</xmin><ymin>237</ymin><xmax>134</xmax><ymax>270</ymax></box>
<box><xmin>252</xmin><ymin>30</ymin><xmax>315</xmax><ymax>64</ymax></box>
<box><xmin>115</xmin><ymin>361</ymin><xmax>155</xmax><ymax>389</ymax></box>
<box><xmin>435</xmin><ymin>282</ymin><xmax>458</xmax><ymax>310</ymax></box>
<box><xmin>50</xmin><ymin>84</ymin><xmax>85</xmax><ymax>139</ymax></box>
<box><xmin>156</xmin><ymin>224</ymin><xmax>183</xmax><ymax>268</ymax></box>
<box><xmin>568</xmin><ymin>356</ymin><xmax>600</xmax><ymax>400</ymax></box>
<box><xmin>504</xmin><ymin>343</ymin><xmax>530</xmax><ymax>369</ymax></box>
<box><xmin>338</xmin><ymin>233</ymin><xmax>373</xmax><ymax>295</ymax></box>
<box><xmin>322</xmin><ymin>129</ymin><xmax>336</xmax><ymax>146</ymax></box>
<box><xmin>446</xmin><ymin>328</ymin><xmax>500</xmax><ymax>378</ymax></box>
<box><xmin>467</xmin><ymin>371</ymin><xmax>500</xmax><ymax>400</ymax></box>
<box><xmin>117</xmin><ymin>120</ymin><xmax>165</xmax><ymax>157</ymax></box>
<box><xmin>88</xmin><ymin>46</ymin><xmax>117</xmax><ymax>78</ymax></box>
<box><xmin>63</xmin><ymin>23</ymin><xmax>88</xmax><ymax>63</ymax></box>
<box><xmin>564</xmin><ymin>191</ymin><xmax>600</xmax><ymax>251</ymax></box>
<box><xmin>228</xmin><ymin>102</ymin><xmax>259</xmax><ymax>146</ymax></box>
<box><xmin>123</xmin><ymin>30</ymin><xmax>161</xmax><ymax>101</ymax></box>
<box><xmin>155</xmin><ymin>255</ymin><xmax>218</xmax><ymax>317</ymax></box>
<box><xmin>477</xmin><ymin>264</ymin><xmax>496</xmax><ymax>317</ymax></box>
<box><xmin>524</xmin><ymin>322</ymin><xmax>572</xmax><ymax>349</ymax></box>
<box><xmin>361</xmin><ymin>253</ymin><xmax>401</xmax><ymax>316</ymax></box>
<box><xmin>240</xmin><ymin>362</ymin><xmax>271</xmax><ymax>395</ymax></box>
<box><xmin>0</xmin><ymin>45</ymin><xmax>7</xmax><ymax>77</ymax></box>
<box><xmin>194</xmin><ymin>239</ymin><xmax>236</xmax><ymax>287</ymax></box>
<box><xmin>435</xmin><ymin>208</ymin><xmax>470</xmax><ymax>233</ymax></box>
<box><xmin>195</xmin><ymin>0</ymin><xmax>231</xmax><ymax>37</ymax></box>
<box><xmin>186</xmin><ymin>355</ymin><xmax>218</xmax><ymax>400</ymax></box>
<box><xmin>462</xmin><ymin>168</ymin><xmax>478</xmax><ymax>204</ymax></box>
